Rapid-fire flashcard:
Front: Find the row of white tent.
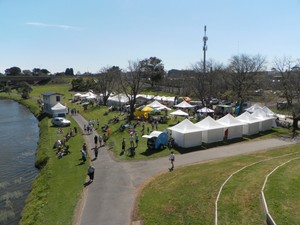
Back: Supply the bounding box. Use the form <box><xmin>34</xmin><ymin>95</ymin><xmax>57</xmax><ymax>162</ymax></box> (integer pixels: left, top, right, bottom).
<box><xmin>168</xmin><ymin>108</ymin><xmax>276</xmax><ymax>148</ymax></box>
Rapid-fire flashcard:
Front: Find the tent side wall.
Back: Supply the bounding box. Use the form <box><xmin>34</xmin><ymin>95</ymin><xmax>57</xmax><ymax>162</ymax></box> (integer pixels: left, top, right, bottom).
<box><xmin>242</xmin><ymin>122</ymin><xmax>260</xmax><ymax>135</ymax></box>
<box><xmin>226</xmin><ymin>125</ymin><xmax>243</xmax><ymax>139</ymax></box>
<box><xmin>182</xmin><ymin>131</ymin><xmax>202</xmax><ymax>148</ymax></box>
<box><xmin>202</xmin><ymin>128</ymin><xmax>224</xmax><ymax>144</ymax></box>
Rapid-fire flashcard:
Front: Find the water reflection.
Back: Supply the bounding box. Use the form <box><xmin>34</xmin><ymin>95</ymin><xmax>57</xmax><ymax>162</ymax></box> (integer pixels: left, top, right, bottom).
<box><xmin>0</xmin><ymin>100</ymin><xmax>39</xmax><ymax>225</ymax></box>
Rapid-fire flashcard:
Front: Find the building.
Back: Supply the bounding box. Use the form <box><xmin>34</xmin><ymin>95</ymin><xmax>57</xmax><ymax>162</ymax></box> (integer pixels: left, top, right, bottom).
<box><xmin>42</xmin><ymin>92</ymin><xmax>66</xmax><ymax>116</ymax></box>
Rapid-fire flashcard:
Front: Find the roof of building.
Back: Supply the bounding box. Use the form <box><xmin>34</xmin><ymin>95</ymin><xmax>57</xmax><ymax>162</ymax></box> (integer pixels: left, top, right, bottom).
<box><xmin>42</xmin><ymin>92</ymin><xmax>63</xmax><ymax>96</ymax></box>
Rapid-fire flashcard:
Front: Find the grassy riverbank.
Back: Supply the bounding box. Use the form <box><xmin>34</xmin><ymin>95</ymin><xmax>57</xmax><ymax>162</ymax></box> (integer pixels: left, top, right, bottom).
<box><xmin>0</xmin><ymin>91</ymin><xmax>88</xmax><ymax>225</ymax></box>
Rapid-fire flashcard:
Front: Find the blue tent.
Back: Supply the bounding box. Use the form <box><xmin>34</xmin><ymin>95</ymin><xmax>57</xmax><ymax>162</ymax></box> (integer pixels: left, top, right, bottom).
<box><xmin>142</xmin><ymin>130</ymin><xmax>168</xmax><ymax>150</ymax></box>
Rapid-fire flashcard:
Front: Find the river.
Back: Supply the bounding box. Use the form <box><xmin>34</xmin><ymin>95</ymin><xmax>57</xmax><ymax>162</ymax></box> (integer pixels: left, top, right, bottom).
<box><xmin>0</xmin><ymin>99</ymin><xmax>39</xmax><ymax>225</ymax></box>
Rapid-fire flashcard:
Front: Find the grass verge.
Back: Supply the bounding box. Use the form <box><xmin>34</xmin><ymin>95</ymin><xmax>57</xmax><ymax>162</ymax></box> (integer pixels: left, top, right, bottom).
<box><xmin>135</xmin><ymin>144</ymin><xmax>300</xmax><ymax>224</ymax></box>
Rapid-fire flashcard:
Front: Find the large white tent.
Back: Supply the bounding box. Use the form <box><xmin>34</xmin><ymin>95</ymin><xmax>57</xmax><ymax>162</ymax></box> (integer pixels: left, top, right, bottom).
<box><xmin>217</xmin><ymin>114</ymin><xmax>245</xmax><ymax>139</ymax></box>
<box><xmin>51</xmin><ymin>102</ymin><xmax>67</xmax><ymax>117</ymax></box>
<box><xmin>80</xmin><ymin>91</ymin><xmax>97</xmax><ymax>99</ymax></box>
<box><xmin>251</xmin><ymin>108</ymin><xmax>274</xmax><ymax>132</ymax></box>
<box><xmin>147</xmin><ymin>100</ymin><xmax>171</xmax><ymax>110</ymax></box>
<box><xmin>236</xmin><ymin>111</ymin><xmax>260</xmax><ymax>136</ymax></box>
<box><xmin>174</xmin><ymin>100</ymin><xmax>195</xmax><ymax>108</ymax></box>
<box><xmin>195</xmin><ymin>116</ymin><xmax>225</xmax><ymax>143</ymax></box>
<box><xmin>168</xmin><ymin>119</ymin><xmax>203</xmax><ymax>148</ymax></box>
<box><xmin>107</xmin><ymin>94</ymin><xmax>128</xmax><ymax>107</ymax></box>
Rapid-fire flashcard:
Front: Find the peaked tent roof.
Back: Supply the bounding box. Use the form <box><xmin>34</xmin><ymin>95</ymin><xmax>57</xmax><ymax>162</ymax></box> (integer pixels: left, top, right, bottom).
<box><xmin>170</xmin><ymin>109</ymin><xmax>189</xmax><ymax>116</ymax></box>
<box><xmin>252</xmin><ymin>108</ymin><xmax>269</xmax><ymax>119</ymax></box>
<box><xmin>236</xmin><ymin>111</ymin><xmax>261</xmax><ymax>122</ymax></box>
<box><xmin>168</xmin><ymin>119</ymin><xmax>203</xmax><ymax>133</ymax></box>
<box><xmin>262</xmin><ymin>106</ymin><xmax>276</xmax><ymax>117</ymax></box>
<box><xmin>51</xmin><ymin>102</ymin><xmax>67</xmax><ymax>110</ymax></box>
<box><xmin>174</xmin><ymin>100</ymin><xmax>195</xmax><ymax>108</ymax></box>
<box><xmin>245</xmin><ymin>103</ymin><xmax>263</xmax><ymax>113</ymax></box>
<box><xmin>147</xmin><ymin>100</ymin><xmax>166</xmax><ymax>108</ymax></box>
<box><xmin>195</xmin><ymin>115</ymin><xmax>224</xmax><ymax>129</ymax></box>
<box><xmin>217</xmin><ymin>114</ymin><xmax>246</xmax><ymax>125</ymax></box>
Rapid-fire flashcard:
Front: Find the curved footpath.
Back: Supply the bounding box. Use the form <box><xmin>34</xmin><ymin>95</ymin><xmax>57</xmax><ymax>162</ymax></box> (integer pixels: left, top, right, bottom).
<box><xmin>73</xmin><ymin>114</ymin><xmax>295</xmax><ymax>225</ymax></box>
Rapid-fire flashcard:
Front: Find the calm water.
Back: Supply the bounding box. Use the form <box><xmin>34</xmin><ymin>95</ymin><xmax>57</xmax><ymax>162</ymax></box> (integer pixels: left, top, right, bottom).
<box><xmin>0</xmin><ymin>100</ymin><xmax>39</xmax><ymax>225</ymax></box>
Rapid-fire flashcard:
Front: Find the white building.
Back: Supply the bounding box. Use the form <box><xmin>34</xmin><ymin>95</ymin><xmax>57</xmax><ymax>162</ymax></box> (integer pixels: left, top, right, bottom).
<box><xmin>42</xmin><ymin>92</ymin><xmax>65</xmax><ymax>116</ymax></box>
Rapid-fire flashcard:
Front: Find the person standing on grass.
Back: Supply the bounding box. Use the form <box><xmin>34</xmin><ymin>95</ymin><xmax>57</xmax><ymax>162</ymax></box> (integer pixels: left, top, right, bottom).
<box><xmin>87</xmin><ymin>165</ymin><xmax>95</xmax><ymax>182</ymax></box>
<box><xmin>130</xmin><ymin>134</ymin><xmax>134</xmax><ymax>148</ymax></box>
<box><xmin>135</xmin><ymin>133</ymin><xmax>139</xmax><ymax>147</ymax></box>
<box><xmin>169</xmin><ymin>151</ymin><xmax>175</xmax><ymax>170</ymax></box>
<box><xmin>122</xmin><ymin>138</ymin><xmax>126</xmax><ymax>153</ymax></box>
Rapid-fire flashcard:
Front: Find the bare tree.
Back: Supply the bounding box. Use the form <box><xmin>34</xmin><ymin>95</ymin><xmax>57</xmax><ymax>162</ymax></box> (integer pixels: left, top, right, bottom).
<box><xmin>272</xmin><ymin>57</ymin><xmax>300</xmax><ymax>107</ymax></box>
<box><xmin>120</xmin><ymin>60</ymin><xmax>146</xmax><ymax>120</ymax></box>
<box><xmin>226</xmin><ymin>54</ymin><xmax>266</xmax><ymax>114</ymax></box>
<box><xmin>272</xmin><ymin>57</ymin><xmax>300</xmax><ymax>129</ymax></box>
<box><xmin>95</xmin><ymin>66</ymin><xmax>120</xmax><ymax>106</ymax></box>
<box><xmin>190</xmin><ymin>60</ymin><xmax>225</xmax><ymax>106</ymax></box>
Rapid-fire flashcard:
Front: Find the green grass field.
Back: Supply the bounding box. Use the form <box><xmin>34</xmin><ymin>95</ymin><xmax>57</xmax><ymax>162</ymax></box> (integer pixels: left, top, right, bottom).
<box><xmin>135</xmin><ymin>144</ymin><xmax>300</xmax><ymax>225</ymax></box>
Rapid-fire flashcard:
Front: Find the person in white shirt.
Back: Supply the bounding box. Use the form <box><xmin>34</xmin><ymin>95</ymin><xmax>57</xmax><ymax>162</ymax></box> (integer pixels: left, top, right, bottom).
<box><xmin>169</xmin><ymin>151</ymin><xmax>175</xmax><ymax>170</ymax></box>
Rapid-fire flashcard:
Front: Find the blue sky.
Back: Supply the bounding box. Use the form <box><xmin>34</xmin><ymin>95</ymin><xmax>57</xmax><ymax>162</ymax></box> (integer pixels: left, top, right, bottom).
<box><xmin>0</xmin><ymin>0</ymin><xmax>299</xmax><ymax>74</ymax></box>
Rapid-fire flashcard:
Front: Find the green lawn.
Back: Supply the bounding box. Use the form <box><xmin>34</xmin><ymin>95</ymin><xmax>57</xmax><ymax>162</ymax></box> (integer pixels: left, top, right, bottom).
<box><xmin>135</xmin><ymin>144</ymin><xmax>300</xmax><ymax>225</ymax></box>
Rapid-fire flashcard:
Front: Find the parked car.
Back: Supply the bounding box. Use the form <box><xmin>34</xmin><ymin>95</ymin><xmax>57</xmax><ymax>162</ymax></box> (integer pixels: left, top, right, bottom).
<box><xmin>51</xmin><ymin>117</ymin><xmax>71</xmax><ymax>127</ymax></box>
<box><xmin>209</xmin><ymin>98</ymin><xmax>219</xmax><ymax>105</ymax></box>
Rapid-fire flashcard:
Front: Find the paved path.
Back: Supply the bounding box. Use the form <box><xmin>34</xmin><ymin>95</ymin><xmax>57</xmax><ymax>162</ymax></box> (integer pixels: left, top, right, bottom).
<box><xmin>73</xmin><ymin>114</ymin><xmax>295</xmax><ymax>225</ymax></box>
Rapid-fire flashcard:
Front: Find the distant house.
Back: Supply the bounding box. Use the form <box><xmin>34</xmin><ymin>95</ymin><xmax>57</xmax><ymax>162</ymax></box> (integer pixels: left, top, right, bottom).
<box><xmin>42</xmin><ymin>92</ymin><xmax>66</xmax><ymax>116</ymax></box>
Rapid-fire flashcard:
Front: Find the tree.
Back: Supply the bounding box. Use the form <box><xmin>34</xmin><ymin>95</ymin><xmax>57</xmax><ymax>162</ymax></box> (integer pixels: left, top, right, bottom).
<box><xmin>5</xmin><ymin>66</ymin><xmax>21</xmax><ymax>76</ymax></box>
<box><xmin>120</xmin><ymin>60</ymin><xmax>146</xmax><ymax>120</ymax></box>
<box><xmin>65</xmin><ymin>68</ymin><xmax>74</xmax><ymax>76</ymax></box>
<box><xmin>32</xmin><ymin>68</ymin><xmax>50</xmax><ymax>76</ymax></box>
<box><xmin>71</xmin><ymin>77</ymin><xmax>86</xmax><ymax>91</ymax></box>
<box><xmin>95</xmin><ymin>66</ymin><xmax>120</xmax><ymax>106</ymax></box>
<box><xmin>190</xmin><ymin>60</ymin><xmax>225</xmax><ymax>106</ymax></box>
<box><xmin>140</xmin><ymin>57</ymin><xmax>165</xmax><ymax>87</ymax></box>
<box><xmin>225</xmin><ymin>54</ymin><xmax>266</xmax><ymax>115</ymax></box>
<box><xmin>272</xmin><ymin>57</ymin><xmax>300</xmax><ymax>107</ymax></box>
<box><xmin>272</xmin><ymin>57</ymin><xmax>300</xmax><ymax>129</ymax></box>
<box><xmin>16</xmin><ymin>82</ymin><xmax>32</xmax><ymax>99</ymax></box>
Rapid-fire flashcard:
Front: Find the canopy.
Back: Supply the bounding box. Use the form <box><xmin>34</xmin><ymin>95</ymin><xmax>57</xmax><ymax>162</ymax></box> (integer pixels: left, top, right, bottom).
<box><xmin>197</xmin><ymin>107</ymin><xmax>214</xmax><ymax>113</ymax></box>
<box><xmin>134</xmin><ymin>105</ymin><xmax>153</xmax><ymax>118</ymax></box>
<box><xmin>143</xmin><ymin>131</ymin><xmax>169</xmax><ymax>150</ymax></box>
<box><xmin>51</xmin><ymin>102</ymin><xmax>67</xmax><ymax>117</ymax></box>
<box><xmin>195</xmin><ymin>116</ymin><xmax>225</xmax><ymax>143</ymax></box>
<box><xmin>262</xmin><ymin>106</ymin><xmax>276</xmax><ymax>117</ymax></box>
<box><xmin>236</xmin><ymin>111</ymin><xmax>260</xmax><ymax>135</ymax></box>
<box><xmin>80</xmin><ymin>91</ymin><xmax>97</xmax><ymax>99</ymax></box>
<box><xmin>107</xmin><ymin>94</ymin><xmax>128</xmax><ymax>107</ymax></box>
<box><xmin>51</xmin><ymin>102</ymin><xmax>67</xmax><ymax>111</ymax></box>
<box><xmin>170</xmin><ymin>110</ymin><xmax>188</xmax><ymax>116</ymax></box>
<box><xmin>174</xmin><ymin>100</ymin><xmax>195</xmax><ymax>108</ymax></box>
<box><xmin>217</xmin><ymin>114</ymin><xmax>245</xmax><ymax>139</ymax></box>
<box><xmin>74</xmin><ymin>93</ymin><xmax>82</xmax><ymax>97</ymax></box>
<box><xmin>168</xmin><ymin>119</ymin><xmax>203</xmax><ymax>148</ymax></box>
<box><xmin>147</xmin><ymin>100</ymin><xmax>166</xmax><ymax>108</ymax></box>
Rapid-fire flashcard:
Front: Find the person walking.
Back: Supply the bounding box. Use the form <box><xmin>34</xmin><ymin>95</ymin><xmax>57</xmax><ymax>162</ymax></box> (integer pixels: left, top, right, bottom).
<box><xmin>94</xmin><ymin>135</ymin><xmax>98</xmax><ymax>148</ymax></box>
<box><xmin>87</xmin><ymin>165</ymin><xmax>95</xmax><ymax>182</ymax></box>
<box><xmin>98</xmin><ymin>135</ymin><xmax>103</xmax><ymax>147</ymax></box>
<box><xmin>81</xmin><ymin>149</ymin><xmax>87</xmax><ymax>164</ymax></box>
<box><xmin>169</xmin><ymin>151</ymin><xmax>175</xmax><ymax>170</ymax></box>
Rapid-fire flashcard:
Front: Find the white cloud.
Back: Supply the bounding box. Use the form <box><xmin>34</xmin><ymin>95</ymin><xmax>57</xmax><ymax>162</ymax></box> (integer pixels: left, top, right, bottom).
<box><xmin>26</xmin><ymin>22</ymin><xmax>83</xmax><ymax>30</ymax></box>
